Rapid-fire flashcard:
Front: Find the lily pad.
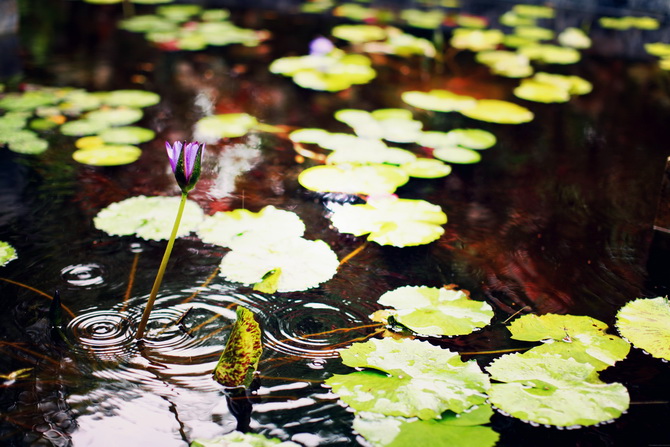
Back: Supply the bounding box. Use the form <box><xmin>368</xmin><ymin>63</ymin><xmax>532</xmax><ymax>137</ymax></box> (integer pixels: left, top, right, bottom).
<box><xmin>194</xmin><ymin>113</ymin><xmax>258</xmax><ymax>142</ymax></box>
<box><xmin>98</xmin><ymin>126</ymin><xmax>155</xmax><ymax>144</ymax></box>
<box><xmin>486</xmin><ymin>352</ymin><xmax>630</xmax><ymax>427</ymax></box>
<box><xmin>331</xmin><ymin>24</ymin><xmax>387</xmax><ymax>43</ymax></box>
<box><xmin>330</xmin><ymin>196</ymin><xmax>447</xmax><ymax>247</ymax></box>
<box><xmin>72</xmin><ymin>144</ymin><xmax>142</xmax><ymax>166</ymax></box>
<box><xmin>512</xmin><ymin>4</ymin><xmax>555</xmax><ymax>18</ymax></box>
<box><xmin>93</xmin><ymin>195</ymin><xmax>205</xmax><ymax>241</ymax></box>
<box><xmin>433</xmin><ymin>147</ymin><xmax>482</xmax><ymax>164</ymax></box>
<box><xmin>400</xmin><ymin>158</ymin><xmax>452</xmax><ymax>178</ymax></box>
<box><xmin>60</xmin><ymin>119</ymin><xmax>110</xmax><ymax>136</ymax></box>
<box><xmin>326</xmin><ymin>139</ymin><xmax>417</xmax><ymax>165</ymax></box>
<box><xmin>192</xmin><ymin>431</ymin><xmax>300</xmax><ymax>447</ymax></box>
<box><xmin>270</xmin><ymin>53</ymin><xmax>376</xmax><ymax>92</ymax></box>
<box><xmin>196</xmin><ymin>206</ymin><xmax>306</xmax><ymax>248</ymax></box>
<box><xmin>219</xmin><ymin>236</ymin><xmax>339</xmax><ymax>293</ymax></box>
<box><xmin>379</xmin><ymin>286</ymin><xmax>494</xmax><ymax>337</ymax></box>
<box><xmin>0</xmin><ymin>241</ymin><xmax>17</xmax><ymax>266</ymax></box>
<box><xmin>325</xmin><ymin>338</ymin><xmax>491</xmax><ymax>419</ymax></box>
<box><xmin>460</xmin><ymin>99</ymin><xmax>534</xmax><ymax>124</ymax></box>
<box><xmin>298</xmin><ymin>164</ymin><xmax>409</xmax><ymax>195</ymax></box>
<box><xmin>0</xmin><ymin>91</ymin><xmax>60</xmax><ymax>111</ymax></box>
<box><xmin>475</xmin><ymin>50</ymin><xmax>533</xmax><ymax>78</ymax></box>
<box><xmin>533</xmin><ymin>72</ymin><xmax>593</xmax><ymax>95</ymax></box>
<box><xmin>402</xmin><ymin>90</ymin><xmax>477</xmax><ymax>113</ymax></box>
<box><xmin>334</xmin><ymin>108</ymin><xmax>423</xmax><ymax>143</ymax></box>
<box><xmin>103</xmin><ymin>90</ymin><xmax>160</xmax><ymax>108</ymax></box>
<box><xmin>517</xmin><ymin>44</ymin><xmax>581</xmax><ymax>64</ymax></box>
<box><xmin>0</xmin><ymin>129</ymin><xmax>49</xmax><ymax>155</ymax></box>
<box><xmin>86</xmin><ymin>107</ymin><xmax>144</xmax><ymax>126</ymax></box>
<box><xmin>616</xmin><ymin>297</ymin><xmax>670</xmax><ymax>361</ymax></box>
<box><xmin>557</xmin><ymin>27</ymin><xmax>592</xmax><ymax>49</ymax></box>
<box><xmin>646</xmin><ymin>42</ymin><xmax>670</xmax><ymax>57</ymax></box>
<box><xmin>450</xmin><ymin>28</ymin><xmax>504</xmax><ymax>52</ymax></box>
<box><xmin>508</xmin><ymin>313</ymin><xmax>630</xmax><ymax>370</ymax></box>
<box><xmin>353</xmin><ymin>406</ymin><xmax>499</xmax><ymax>447</ymax></box>
<box><xmin>514</xmin><ymin>79</ymin><xmax>570</xmax><ymax>103</ymax></box>
<box><xmin>419</xmin><ymin>129</ymin><xmax>496</xmax><ymax>150</ymax></box>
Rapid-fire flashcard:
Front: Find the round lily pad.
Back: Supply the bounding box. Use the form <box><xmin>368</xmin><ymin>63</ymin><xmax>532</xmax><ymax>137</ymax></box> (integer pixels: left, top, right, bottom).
<box><xmin>331</xmin><ymin>24</ymin><xmax>387</xmax><ymax>43</ymax></box>
<box><xmin>518</xmin><ymin>45</ymin><xmax>581</xmax><ymax>64</ymax></box>
<box><xmin>379</xmin><ymin>286</ymin><xmax>494</xmax><ymax>336</ymax></box>
<box><xmin>460</xmin><ymin>99</ymin><xmax>534</xmax><ymax>124</ymax></box>
<box><xmin>98</xmin><ymin>126</ymin><xmax>155</xmax><ymax>144</ymax></box>
<box><xmin>197</xmin><ymin>206</ymin><xmax>306</xmax><ymax>248</ymax></box>
<box><xmin>194</xmin><ymin>113</ymin><xmax>258</xmax><ymax>142</ymax></box>
<box><xmin>450</xmin><ymin>28</ymin><xmax>504</xmax><ymax>51</ymax></box>
<box><xmin>402</xmin><ymin>90</ymin><xmax>477</xmax><ymax>113</ymax></box>
<box><xmin>330</xmin><ymin>196</ymin><xmax>447</xmax><ymax>247</ymax></box>
<box><xmin>558</xmin><ymin>27</ymin><xmax>592</xmax><ymax>49</ymax></box>
<box><xmin>7</xmin><ymin>137</ymin><xmax>49</xmax><ymax>155</ymax></box>
<box><xmin>103</xmin><ymin>90</ymin><xmax>161</xmax><ymax>108</ymax></box>
<box><xmin>486</xmin><ymin>352</ymin><xmax>630</xmax><ymax>427</ymax></box>
<box><xmin>86</xmin><ymin>107</ymin><xmax>144</xmax><ymax>126</ymax></box>
<box><xmin>433</xmin><ymin>147</ymin><xmax>482</xmax><ymax>164</ymax></box>
<box><xmin>0</xmin><ymin>241</ymin><xmax>17</xmax><ymax>266</ymax></box>
<box><xmin>289</xmin><ymin>128</ymin><xmax>332</xmax><ymax>144</ymax></box>
<box><xmin>326</xmin><ymin>141</ymin><xmax>417</xmax><ymax>165</ymax></box>
<box><xmin>514</xmin><ymin>79</ymin><xmax>570</xmax><ymax>103</ymax></box>
<box><xmin>219</xmin><ymin>236</ymin><xmax>339</xmax><ymax>293</ymax></box>
<box><xmin>400</xmin><ymin>158</ymin><xmax>452</xmax><ymax>178</ymax></box>
<box><xmin>60</xmin><ymin>119</ymin><xmax>110</xmax><ymax>136</ymax></box>
<box><xmin>72</xmin><ymin>144</ymin><xmax>142</xmax><ymax>166</ymax></box>
<box><xmin>616</xmin><ymin>297</ymin><xmax>670</xmax><ymax>361</ymax></box>
<box><xmin>298</xmin><ymin>164</ymin><xmax>409</xmax><ymax>195</ymax></box>
<box><xmin>93</xmin><ymin>195</ymin><xmax>205</xmax><ymax>241</ymax></box>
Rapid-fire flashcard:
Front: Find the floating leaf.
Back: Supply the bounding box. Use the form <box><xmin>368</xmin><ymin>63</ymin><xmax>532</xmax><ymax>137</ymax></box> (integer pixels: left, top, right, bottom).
<box><xmin>460</xmin><ymin>99</ymin><xmax>534</xmax><ymax>124</ymax></box>
<box><xmin>646</xmin><ymin>42</ymin><xmax>670</xmax><ymax>57</ymax></box>
<box><xmin>72</xmin><ymin>144</ymin><xmax>142</xmax><ymax>166</ymax></box>
<box><xmin>60</xmin><ymin>119</ymin><xmax>110</xmax><ymax>136</ymax></box>
<box><xmin>433</xmin><ymin>147</ymin><xmax>482</xmax><ymax>164</ymax></box>
<box><xmin>192</xmin><ymin>431</ymin><xmax>301</xmax><ymax>447</ymax></box>
<box><xmin>193</xmin><ymin>113</ymin><xmax>258</xmax><ymax>142</ymax></box>
<box><xmin>616</xmin><ymin>297</ymin><xmax>670</xmax><ymax>361</ymax></box>
<box><xmin>103</xmin><ymin>90</ymin><xmax>160</xmax><ymax>108</ymax></box>
<box><xmin>86</xmin><ymin>107</ymin><xmax>144</xmax><ymax>126</ymax></box>
<box><xmin>334</xmin><ymin>108</ymin><xmax>423</xmax><ymax>143</ymax></box>
<box><xmin>289</xmin><ymin>128</ymin><xmax>332</xmax><ymax>144</ymax></box>
<box><xmin>533</xmin><ymin>72</ymin><xmax>593</xmax><ymax>95</ymax></box>
<box><xmin>353</xmin><ymin>406</ymin><xmax>499</xmax><ymax>447</ymax></box>
<box><xmin>330</xmin><ymin>196</ymin><xmax>447</xmax><ymax>247</ymax></box>
<box><xmin>557</xmin><ymin>27</ymin><xmax>592</xmax><ymax>49</ymax></box>
<box><xmin>219</xmin><ymin>236</ymin><xmax>339</xmax><ymax>293</ymax></box>
<box><xmin>512</xmin><ymin>4</ymin><xmax>555</xmax><ymax>18</ymax></box>
<box><xmin>379</xmin><ymin>286</ymin><xmax>494</xmax><ymax>337</ymax></box>
<box><xmin>213</xmin><ymin>306</ymin><xmax>262</xmax><ymax>388</ymax></box>
<box><xmin>326</xmin><ymin>139</ymin><xmax>417</xmax><ymax>165</ymax></box>
<box><xmin>450</xmin><ymin>28</ymin><xmax>504</xmax><ymax>52</ymax></box>
<box><xmin>400</xmin><ymin>158</ymin><xmax>452</xmax><ymax>178</ymax></box>
<box><xmin>514</xmin><ymin>79</ymin><xmax>570</xmax><ymax>103</ymax></box>
<box><xmin>508</xmin><ymin>313</ymin><xmax>630</xmax><ymax>370</ymax></box>
<box><xmin>518</xmin><ymin>44</ymin><xmax>581</xmax><ymax>64</ymax></box>
<box><xmin>325</xmin><ymin>338</ymin><xmax>490</xmax><ymax>419</ymax></box>
<box><xmin>270</xmin><ymin>53</ymin><xmax>376</xmax><ymax>92</ymax></box>
<box><xmin>400</xmin><ymin>9</ymin><xmax>445</xmax><ymax>29</ymax></box>
<box><xmin>298</xmin><ymin>164</ymin><xmax>409</xmax><ymax>195</ymax></box>
<box><xmin>0</xmin><ymin>91</ymin><xmax>60</xmax><ymax>111</ymax></box>
<box><xmin>331</xmin><ymin>24</ymin><xmax>387</xmax><ymax>43</ymax></box>
<box><xmin>419</xmin><ymin>129</ymin><xmax>497</xmax><ymax>150</ymax></box>
<box><xmin>93</xmin><ymin>195</ymin><xmax>205</xmax><ymax>241</ymax></box>
<box><xmin>475</xmin><ymin>50</ymin><xmax>533</xmax><ymax>78</ymax></box>
<box><xmin>98</xmin><ymin>126</ymin><xmax>155</xmax><ymax>144</ymax></box>
<box><xmin>402</xmin><ymin>90</ymin><xmax>477</xmax><ymax>113</ymax></box>
<box><xmin>196</xmin><ymin>206</ymin><xmax>305</xmax><ymax>248</ymax></box>
<box><xmin>486</xmin><ymin>352</ymin><xmax>629</xmax><ymax>427</ymax></box>
<box><xmin>0</xmin><ymin>241</ymin><xmax>17</xmax><ymax>266</ymax></box>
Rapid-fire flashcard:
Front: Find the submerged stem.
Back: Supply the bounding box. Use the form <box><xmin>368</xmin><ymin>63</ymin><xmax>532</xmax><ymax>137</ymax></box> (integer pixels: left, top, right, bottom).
<box><xmin>136</xmin><ymin>192</ymin><xmax>188</xmax><ymax>340</ymax></box>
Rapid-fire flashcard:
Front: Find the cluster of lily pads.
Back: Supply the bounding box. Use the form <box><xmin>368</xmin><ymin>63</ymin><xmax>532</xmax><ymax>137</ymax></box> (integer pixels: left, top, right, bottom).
<box><xmin>323</xmin><ymin>290</ymin><xmax>670</xmax><ymax>445</ymax></box>
<box><xmin>0</xmin><ymin>86</ymin><xmax>158</xmax><ymax>164</ymax></box>
<box><xmin>119</xmin><ymin>4</ymin><xmax>268</xmax><ymax>51</ymax></box>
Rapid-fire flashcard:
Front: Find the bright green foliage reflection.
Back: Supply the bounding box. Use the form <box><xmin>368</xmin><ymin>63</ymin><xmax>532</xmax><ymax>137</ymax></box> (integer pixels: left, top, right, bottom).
<box><xmin>379</xmin><ymin>286</ymin><xmax>494</xmax><ymax>336</ymax></box>
<box><xmin>0</xmin><ymin>241</ymin><xmax>17</xmax><ymax>267</ymax></box>
<box><xmin>616</xmin><ymin>297</ymin><xmax>670</xmax><ymax>361</ymax></box>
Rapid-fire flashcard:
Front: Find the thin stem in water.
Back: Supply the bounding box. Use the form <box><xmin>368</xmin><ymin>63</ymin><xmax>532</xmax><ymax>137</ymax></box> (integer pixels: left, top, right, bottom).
<box><xmin>136</xmin><ymin>192</ymin><xmax>188</xmax><ymax>340</ymax></box>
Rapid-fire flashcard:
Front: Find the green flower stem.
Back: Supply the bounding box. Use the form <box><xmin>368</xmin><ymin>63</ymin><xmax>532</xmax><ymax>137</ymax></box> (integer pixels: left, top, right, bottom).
<box><xmin>136</xmin><ymin>192</ymin><xmax>188</xmax><ymax>340</ymax></box>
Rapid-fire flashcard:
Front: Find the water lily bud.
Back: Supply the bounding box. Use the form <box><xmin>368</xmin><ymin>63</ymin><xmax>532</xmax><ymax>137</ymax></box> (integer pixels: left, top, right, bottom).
<box><xmin>165</xmin><ymin>140</ymin><xmax>205</xmax><ymax>193</ymax></box>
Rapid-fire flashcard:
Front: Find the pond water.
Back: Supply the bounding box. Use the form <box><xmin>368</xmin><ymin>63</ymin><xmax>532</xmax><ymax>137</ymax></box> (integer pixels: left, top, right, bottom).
<box><xmin>1</xmin><ymin>0</ymin><xmax>670</xmax><ymax>446</ymax></box>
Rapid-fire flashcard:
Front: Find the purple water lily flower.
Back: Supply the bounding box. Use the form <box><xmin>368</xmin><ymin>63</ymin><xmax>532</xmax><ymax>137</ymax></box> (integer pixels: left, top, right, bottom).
<box><xmin>165</xmin><ymin>140</ymin><xmax>205</xmax><ymax>193</ymax></box>
<box><xmin>309</xmin><ymin>36</ymin><xmax>334</xmax><ymax>56</ymax></box>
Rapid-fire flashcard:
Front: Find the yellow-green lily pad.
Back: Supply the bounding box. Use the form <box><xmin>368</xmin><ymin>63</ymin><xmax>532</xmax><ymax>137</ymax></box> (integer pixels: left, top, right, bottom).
<box><xmin>402</xmin><ymin>90</ymin><xmax>477</xmax><ymax>113</ymax></box>
<box><xmin>557</xmin><ymin>27</ymin><xmax>592</xmax><ymax>49</ymax></box>
<box><xmin>72</xmin><ymin>144</ymin><xmax>142</xmax><ymax>166</ymax></box>
<box><xmin>460</xmin><ymin>99</ymin><xmax>534</xmax><ymax>124</ymax></box>
<box><xmin>0</xmin><ymin>241</ymin><xmax>17</xmax><ymax>267</ymax></box>
<box><xmin>194</xmin><ymin>113</ymin><xmax>258</xmax><ymax>142</ymax></box>
<box><xmin>98</xmin><ymin>126</ymin><xmax>155</xmax><ymax>144</ymax></box>
<box><xmin>518</xmin><ymin>44</ymin><xmax>581</xmax><ymax>64</ymax></box>
<box><xmin>103</xmin><ymin>90</ymin><xmax>161</xmax><ymax>108</ymax></box>
<box><xmin>299</xmin><ymin>164</ymin><xmax>409</xmax><ymax>195</ymax></box>
<box><xmin>331</xmin><ymin>24</ymin><xmax>387</xmax><ymax>43</ymax></box>
<box><xmin>86</xmin><ymin>107</ymin><xmax>143</xmax><ymax>126</ymax></box>
<box><xmin>616</xmin><ymin>297</ymin><xmax>670</xmax><ymax>361</ymax></box>
<box><xmin>400</xmin><ymin>158</ymin><xmax>452</xmax><ymax>178</ymax></box>
<box><xmin>433</xmin><ymin>147</ymin><xmax>482</xmax><ymax>164</ymax></box>
<box><xmin>514</xmin><ymin>79</ymin><xmax>570</xmax><ymax>103</ymax></box>
<box><xmin>450</xmin><ymin>28</ymin><xmax>504</xmax><ymax>51</ymax></box>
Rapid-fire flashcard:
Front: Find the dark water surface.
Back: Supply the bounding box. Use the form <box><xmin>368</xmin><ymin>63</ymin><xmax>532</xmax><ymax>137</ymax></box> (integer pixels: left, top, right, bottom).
<box><xmin>1</xmin><ymin>1</ymin><xmax>670</xmax><ymax>446</ymax></box>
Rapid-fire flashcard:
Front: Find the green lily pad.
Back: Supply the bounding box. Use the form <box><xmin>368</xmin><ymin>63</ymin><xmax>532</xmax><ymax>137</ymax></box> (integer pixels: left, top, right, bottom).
<box><xmin>353</xmin><ymin>406</ymin><xmax>499</xmax><ymax>447</ymax></box>
<box><xmin>514</xmin><ymin>26</ymin><xmax>554</xmax><ymax>41</ymax></box>
<box><xmin>72</xmin><ymin>144</ymin><xmax>142</xmax><ymax>166</ymax></box>
<box><xmin>196</xmin><ymin>206</ymin><xmax>306</xmax><ymax>248</ymax></box>
<box><xmin>418</xmin><ymin>129</ymin><xmax>496</xmax><ymax>150</ymax></box>
<box><xmin>600</xmin><ymin>16</ymin><xmax>659</xmax><ymax>30</ymax></box>
<box><xmin>518</xmin><ymin>44</ymin><xmax>581</xmax><ymax>64</ymax></box>
<box><xmin>486</xmin><ymin>352</ymin><xmax>630</xmax><ymax>427</ymax></box>
<box><xmin>400</xmin><ymin>9</ymin><xmax>446</xmax><ymax>29</ymax></box>
<box><xmin>0</xmin><ymin>91</ymin><xmax>60</xmax><ymax>111</ymax></box>
<box><xmin>533</xmin><ymin>72</ymin><xmax>593</xmax><ymax>95</ymax></box>
<box><xmin>103</xmin><ymin>90</ymin><xmax>161</xmax><ymax>108</ymax></box>
<box><xmin>557</xmin><ymin>27</ymin><xmax>592</xmax><ymax>49</ymax></box>
<box><xmin>334</xmin><ymin>108</ymin><xmax>423</xmax><ymax>143</ymax></box>
<box><xmin>616</xmin><ymin>297</ymin><xmax>670</xmax><ymax>361</ymax></box>
<box><xmin>500</xmin><ymin>11</ymin><xmax>537</xmax><ymax>27</ymax></box>
<box><xmin>60</xmin><ymin>90</ymin><xmax>104</xmax><ymax>113</ymax></box>
<box><xmin>512</xmin><ymin>4</ymin><xmax>555</xmax><ymax>18</ymax></box>
<box><xmin>86</xmin><ymin>107</ymin><xmax>144</xmax><ymax>126</ymax></box>
<box><xmin>93</xmin><ymin>195</ymin><xmax>205</xmax><ymax>241</ymax></box>
<box><xmin>156</xmin><ymin>4</ymin><xmax>202</xmax><ymax>20</ymax></box>
<box><xmin>98</xmin><ymin>126</ymin><xmax>156</xmax><ymax>144</ymax></box>
<box><xmin>514</xmin><ymin>79</ymin><xmax>570</xmax><ymax>103</ymax></box>
<box><xmin>325</xmin><ymin>338</ymin><xmax>491</xmax><ymax>419</ymax></box>
<box><xmin>646</xmin><ymin>42</ymin><xmax>670</xmax><ymax>57</ymax></box>
<box><xmin>60</xmin><ymin>119</ymin><xmax>110</xmax><ymax>136</ymax></box>
<box><xmin>400</xmin><ymin>158</ymin><xmax>452</xmax><ymax>178</ymax></box>
<box><xmin>508</xmin><ymin>313</ymin><xmax>630</xmax><ymax>370</ymax></box>
<box><xmin>0</xmin><ymin>241</ymin><xmax>17</xmax><ymax>266</ymax></box>
<box><xmin>120</xmin><ymin>15</ymin><xmax>178</xmax><ymax>33</ymax></box>
<box><xmin>330</xmin><ymin>197</ymin><xmax>447</xmax><ymax>247</ymax></box>
<box><xmin>433</xmin><ymin>147</ymin><xmax>482</xmax><ymax>164</ymax></box>
<box><xmin>0</xmin><ymin>112</ymin><xmax>29</xmax><ymax>130</ymax></box>
<box><xmin>380</xmin><ymin>286</ymin><xmax>494</xmax><ymax>336</ymax></box>
<box><xmin>475</xmin><ymin>50</ymin><xmax>533</xmax><ymax>78</ymax></box>
<box><xmin>289</xmin><ymin>128</ymin><xmax>332</xmax><ymax>144</ymax></box>
<box><xmin>271</xmin><ymin>53</ymin><xmax>376</xmax><ymax>92</ymax></box>
<box><xmin>362</xmin><ymin>31</ymin><xmax>437</xmax><ymax>58</ymax></box>
<box><xmin>192</xmin><ymin>431</ymin><xmax>301</xmax><ymax>447</ymax></box>
<box><xmin>7</xmin><ymin>137</ymin><xmax>49</xmax><ymax>155</ymax></box>
<box><xmin>460</xmin><ymin>99</ymin><xmax>534</xmax><ymax>124</ymax></box>
<box><xmin>326</xmin><ymin>139</ymin><xmax>417</xmax><ymax>165</ymax></box>
<box><xmin>298</xmin><ymin>164</ymin><xmax>409</xmax><ymax>195</ymax></box>
<box><xmin>450</xmin><ymin>28</ymin><xmax>504</xmax><ymax>51</ymax></box>
<box><xmin>213</xmin><ymin>306</ymin><xmax>262</xmax><ymax>388</ymax></box>
<box><xmin>194</xmin><ymin>113</ymin><xmax>258</xmax><ymax>142</ymax></box>
<box><xmin>331</xmin><ymin>24</ymin><xmax>387</xmax><ymax>43</ymax></box>
<box><xmin>29</xmin><ymin>118</ymin><xmax>59</xmax><ymax>131</ymax></box>
<box><xmin>402</xmin><ymin>90</ymin><xmax>477</xmax><ymax>113</ymax></box>
<box><xmin>219</xmin><ymin>236</ymin><xmax>339</xmax><ymax>293</ymax></box>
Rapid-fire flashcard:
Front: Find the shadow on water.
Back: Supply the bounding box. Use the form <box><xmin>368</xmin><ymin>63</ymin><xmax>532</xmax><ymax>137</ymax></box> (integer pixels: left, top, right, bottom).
<box><xmin>1</xmin><ymin>0</ymin><xmax>670</xmax><ymax>446</ymax></box>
